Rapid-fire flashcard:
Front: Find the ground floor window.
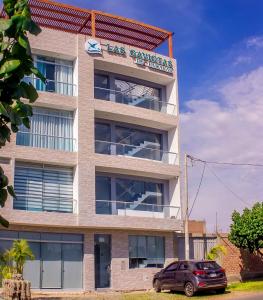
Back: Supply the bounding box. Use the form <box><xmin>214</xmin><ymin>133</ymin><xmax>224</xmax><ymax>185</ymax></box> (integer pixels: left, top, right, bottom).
<box><xmin>128</xmin><ymin>235</ymin><xmax>165</xmax><ymax>269</ymax></box>
<box><xmin>0</xmin><ymin>231</ymin><xmax>83</xmax><ymax>289</ymax></box>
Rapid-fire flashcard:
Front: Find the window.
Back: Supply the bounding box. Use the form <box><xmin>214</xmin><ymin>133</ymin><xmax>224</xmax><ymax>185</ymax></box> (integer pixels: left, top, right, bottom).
<box><xmin>95</xmin><ymin>123</ymin><xmax>111</xmax><ymax>154</ymax></box>
<box><xmin>25</xmin><ymin>56</ymin><xmax>74</xmax><ymax>96</ymax></box>
<box><xmin>129</xmin><ymin>235</ymin><xmax>165</xmax><ymax>268</ymax></box>
<box><xmin>179</xmin><ymin>262</ymin><xmax>189</xmax><ymax>270</ymax></box>
<box><xmin>196</xmin><ymin>262</ymin><xmax>220</xmax><ymax>270</ymax></box>
<box><xmin>115</xmin><ymin>78</ymin><xmax>161</xmax><ymax>110</ymax></box>
<box><xmin>165</xmin><ymin>262</ymin><xmax>179</xmax><ymax>272</ymax></box>
<box><xmin>14</xmin><ymin>163</ymin><xmax>74</xmax><ymax>213</ymax></box>
<box><xmin>96</xmin><ymin>176</ymin><xmax>111</xmax><ymax>214</ymax></box>
<box><xmin>16</xmin><ymin>107</ymin><xmax>75</xmax><ymax>152</ymax></box>
<box><xmin>94</xmin><ymin>74</ymin><xmax>109</xmax><ymax>100</ymax></box>
<box><xmin>116</xmin><ymin>177</ymin><xmax>163</xmax><ymax>212</ymax></box>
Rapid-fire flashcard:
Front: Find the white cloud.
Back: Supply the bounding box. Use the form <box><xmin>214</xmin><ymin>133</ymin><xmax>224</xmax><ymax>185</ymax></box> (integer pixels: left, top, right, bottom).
<box><xmin>246</xmin><ymin>36</ymin><xmax>263</xmax><ymax>48</ymax></box>
<box><xmin>181</xmin><ymin>67</ymin><xmax>263</xmax><ymax>232</ymax></box>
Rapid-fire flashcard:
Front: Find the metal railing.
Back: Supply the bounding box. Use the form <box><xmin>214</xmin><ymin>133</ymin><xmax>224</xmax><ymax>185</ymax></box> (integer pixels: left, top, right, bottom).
<box><xmin>96</xmin><ymin>200</ymin><xmax>181</xmax><ymax>219</ymax></box>
<box><xmin>24</xmin><ymin>76</ymin><xmax>77</xmax><ymax>96</ymax></box>
<box><xmin>16</xmin><ymin>132</ymin><xmax>76</xmax><ymax>152</ymax></box>
<box><xmin>95</xmin><ymin>140</ymin><xmax>178</xmax><ymax>164</ymax></box>
<box><xmin>14</xmin><ymin>197</ymin><xmax>77</xmax><ymax>214</ymax></box>
<box><xmin>94</xmin><ymin>86</ymin><xmax>176</xmax><ymax>114</ymax></box>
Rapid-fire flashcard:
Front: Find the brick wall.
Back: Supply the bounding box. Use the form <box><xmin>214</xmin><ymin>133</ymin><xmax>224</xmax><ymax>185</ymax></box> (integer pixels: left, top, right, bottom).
<box><xmin>218</xmin><ymin>234</ymin><xmax>263</xmax><ymax>281</ymax></box>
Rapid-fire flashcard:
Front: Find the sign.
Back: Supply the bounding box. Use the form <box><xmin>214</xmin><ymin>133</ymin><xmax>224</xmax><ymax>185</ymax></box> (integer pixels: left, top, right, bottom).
<box><xmin>85</xmin><ymin>41</ymin><xmax>174</xmax><ymax>74</ymax></box>
<box><xmin>85</xmin><ymin>39</ymin><xmax>102</xmax><ymax>54</ymax></box>
<box><xmin>130</xmin><ymin>49</ymin><xmax>173</xmax><ymax>73</ymax></box>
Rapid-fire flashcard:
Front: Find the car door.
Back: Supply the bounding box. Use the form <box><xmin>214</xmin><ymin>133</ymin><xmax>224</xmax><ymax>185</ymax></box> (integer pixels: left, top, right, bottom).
<box><xmin>159</xmin><ymin>262</ymin><xmax>179</xmax><ymax>289</ymax></box>
<box><xmin>175</xmin><ymin>262</ymin><xmax>189</xmax><ymax>290</ymax></box>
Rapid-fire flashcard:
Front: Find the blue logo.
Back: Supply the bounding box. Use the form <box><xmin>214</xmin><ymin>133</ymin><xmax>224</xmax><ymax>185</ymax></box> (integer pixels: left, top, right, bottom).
<box><xmin>85</xmin><ymin>39</ymin><xmax>102</xmax><ymax>54</ymax></box>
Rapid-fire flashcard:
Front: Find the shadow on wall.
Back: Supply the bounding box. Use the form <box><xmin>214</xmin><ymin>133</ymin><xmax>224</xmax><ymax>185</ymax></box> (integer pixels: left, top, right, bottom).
<box><xmin>240</xmin><ymin>249</ymin><xmax>263</xmax><ymax>280</ymax></box>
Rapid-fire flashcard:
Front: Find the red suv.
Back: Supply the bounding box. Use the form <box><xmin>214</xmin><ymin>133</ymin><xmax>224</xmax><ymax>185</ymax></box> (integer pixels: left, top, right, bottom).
<box><xmin>153</xmin><ymin>260</ymin><xmax>227</xmax><ymax>297</ymax></box>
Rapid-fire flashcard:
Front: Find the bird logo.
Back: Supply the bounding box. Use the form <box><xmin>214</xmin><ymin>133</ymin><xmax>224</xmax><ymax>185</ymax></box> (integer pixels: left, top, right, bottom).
<box><xmin>85</xmin><ymin>39</ymin><xmax>102</xmax><ymax>54</ymax></box>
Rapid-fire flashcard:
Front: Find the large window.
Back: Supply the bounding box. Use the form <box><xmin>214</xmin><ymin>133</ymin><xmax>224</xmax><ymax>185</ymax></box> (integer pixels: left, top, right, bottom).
<box><xmin>16</xmin><ymin>107</ymin><xmax>75</xmax><ymax>152</ymax></box>
<box><xmin>94</xmin><ymin>74</ymin><xmax>109</xmax><ymax>100</ymax></box>
<box><xmin>95</xmin><ymin>174</ymin><xmax>164</xmax><ymax>215</ymax></box>
<box><xmin>14</xmin><ymin>163</ymin><xmax>74</xmax><ymax>213</ymax></box>
<box><xmin>25</xmin><ymin>56</ymin><xmax>74</xmax><ymax>96</ymax></box>
<box><xmin>95</xmin><ymin>121</ymin><xmax>163</xmax><ymax>161</ymax></box>
<box><xmin>129</xmin><ymin>235</ymin><xmax>165</xmax><ymax>268</ymax></box>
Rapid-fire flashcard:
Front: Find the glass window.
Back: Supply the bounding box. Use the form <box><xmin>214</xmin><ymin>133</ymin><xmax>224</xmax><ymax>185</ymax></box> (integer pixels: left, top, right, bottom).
<box><xmin>129</xmin><ymin>235</ymin><xmax>165</xmax><ymax>268</ymax></box>
<box><xmin>95</xmin><ymin>176</ymin><xmax>111</xmax><ymax>214</ymax></box>
<box><xmin>116</xmin><ymin>178</ymin><xmax>163</xmax><ymax>212</ymax></box>
<box><xmin>196</xmin><ymin>262</ymin><xmax>220</xmax><ymax>270</ymax></box>
<box><xmin>16</xmin><ymin>107</ymin><xmax>75</xmax><ymax>152</ymax></box>
<box><xmin>179</xmin><ymin>263</ymin><xmax>189</xmax><ymax>270</ymax></box>
<box><xmin>14</xmin><ymin>163</ymin><xmax>73</xmax><ymax>213</ymax></box>
<box><xmin>25</xmin><ymin>56</ymin><xmax>74</xmax><ymax>96</ymax></box>
<box><xmin>95</xmin><ymin>123</ymin><xmax>111</xmax><ymax>154</ymax></box>
<box><xmin>115</xmin><ymin>126</ymin><xmax>162</xmax><ymax>161</ymax></box>
<box><xmin>114</xmin><ymin>79</ymin><xmax>160</xmax><ymax>110</ymax></box>
<box><xmin>165</xmin><ymin>262</ymin><xmax>179</xmax><ymax>272</ymax></box>
<box><xmin>94</xmin><ymin>74</ymin><xmax>109</xmax><ymax>100</ymax></box>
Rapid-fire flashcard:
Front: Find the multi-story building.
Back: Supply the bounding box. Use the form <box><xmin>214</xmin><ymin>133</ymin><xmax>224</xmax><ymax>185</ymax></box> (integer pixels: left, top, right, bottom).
<box><xmin>0</xmin><ymin>0</ymin><xmax>182</xmax><ymax>291</ymax></box>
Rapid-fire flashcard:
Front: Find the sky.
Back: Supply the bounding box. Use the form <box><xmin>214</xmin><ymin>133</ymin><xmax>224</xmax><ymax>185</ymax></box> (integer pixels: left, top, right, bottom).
<box><xmin>3</xmin><ymin>0</ymin><xmax>263</xmax><ymax>231</ymax></box>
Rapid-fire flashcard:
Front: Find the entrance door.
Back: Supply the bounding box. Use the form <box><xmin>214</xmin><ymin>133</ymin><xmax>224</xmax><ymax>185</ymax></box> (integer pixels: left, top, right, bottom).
<box><xmin>94</xmin><ymin>234</ymin><xmax>111</xmax><ymax>288</ymax></box>
<box><xmin>41</xmin><ymin>243</ymin><xmax>62</xmax><ymax>288</ymax></box>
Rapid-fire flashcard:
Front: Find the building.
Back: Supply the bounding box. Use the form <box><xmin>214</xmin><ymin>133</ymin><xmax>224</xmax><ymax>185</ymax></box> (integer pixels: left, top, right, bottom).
<box><xmin>0</xmin><ymin>0</ymin><xmax>182</xmax><ymax>291</ymax></box>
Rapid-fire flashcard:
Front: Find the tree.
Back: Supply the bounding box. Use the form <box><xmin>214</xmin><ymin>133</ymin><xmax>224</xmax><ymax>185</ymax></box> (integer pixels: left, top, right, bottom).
<box><xmin>10</xmin><ymin>239</ymin><xmax>34</xmax><ymax>274</ymax></box>
<box><xmin>206</xmin><ymin>244</ymin><xmax>226</xmax><ymax>260</ymax></box>
<box><xmin>229</xmin><ymin>202</ymin><xmax>263</xmax><ymax>257</ymax></box>
<box><xmin>0</xmin><ymin>0</ymin><xmax>44</xmax><ymax>227</ymax></box>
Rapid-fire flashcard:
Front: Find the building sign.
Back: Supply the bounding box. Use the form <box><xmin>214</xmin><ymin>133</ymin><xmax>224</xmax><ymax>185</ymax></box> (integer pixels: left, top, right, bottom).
<box><xmin>85</xmin><ymin>39</ymin><xmax>102</xmax><ymax>54</ymax></box>
<box><xmin>129</xmin><ymin>49</ymin><xmax>173</xmax><ymax>74</ymax></box>
<box><xmin>85</xmin><ymin>41</ymin><xmax>173</xmax><ymax>74</ymax></box>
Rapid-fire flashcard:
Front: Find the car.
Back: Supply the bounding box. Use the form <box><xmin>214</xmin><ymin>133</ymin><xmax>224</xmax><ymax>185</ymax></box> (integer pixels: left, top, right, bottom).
<box><xmin>153</xmin><ymin>260</ymin><xmax>227</xmax><ymax>297</ymax></box>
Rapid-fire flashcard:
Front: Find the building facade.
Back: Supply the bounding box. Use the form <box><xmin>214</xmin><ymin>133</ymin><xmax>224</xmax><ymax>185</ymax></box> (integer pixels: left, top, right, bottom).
<box><xmin>0</xmin><ymin>0</ymin><xmax>182</xmax><ymax>291</ymax></box>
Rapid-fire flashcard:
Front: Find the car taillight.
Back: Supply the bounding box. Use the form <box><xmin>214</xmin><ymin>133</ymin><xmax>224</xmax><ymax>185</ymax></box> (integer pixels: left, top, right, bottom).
<box><xmin>193</xmin><ymin>270</ymin><xmax>206</xmax><ymax>276</ymax></box>
<box><xmin>219</xmin><ymin>268</ymin><xmax>225</xmax><ymax>273</ymax></box>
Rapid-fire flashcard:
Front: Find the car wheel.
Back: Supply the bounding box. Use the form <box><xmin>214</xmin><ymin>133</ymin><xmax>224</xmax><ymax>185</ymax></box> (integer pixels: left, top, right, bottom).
<box><xmin>184</xmin><ymin>282</ymin><xmax>195</xmax><ymax>297</ymax></box>
<box><xmin>154</xmin><ymin>279</ymin><xmax>161</xmax><ymax>293</ymax></box>
<box><xmin>216</xmin><ymin>288</ymin><xmax>226</xmax><ymax>294</ymax></box>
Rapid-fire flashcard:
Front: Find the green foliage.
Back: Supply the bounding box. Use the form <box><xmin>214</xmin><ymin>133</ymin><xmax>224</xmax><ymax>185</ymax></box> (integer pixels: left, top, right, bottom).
<box><xmin>10</xmin><ymin>239</ymin><xmax>34</xmax><ymax>274</ymax></box>
<box><xmin>0</xmin><ymin>0</ymin><xmax>44</xmax><ymax>227</ymax></box>
<box><xmin>229</xmin><ymin>202</ymin><xmax>263</xmax><ymax>256</ymax></box>
<box><xmin>206</xmin><ymin>244</ymin><xmax>226</xmax><ymax>260</ymax></box>
<box><xmin>0</xmin><ymin>239</ymin><xmax>34</xmax><ymax>279</ymax></box>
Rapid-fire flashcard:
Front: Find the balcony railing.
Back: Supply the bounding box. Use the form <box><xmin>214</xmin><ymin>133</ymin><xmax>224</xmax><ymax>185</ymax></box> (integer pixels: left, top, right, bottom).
<box><xmin>14</xmin><ymin>197</ymin><xmax>76</xmax><ymax>213</ymax></box>
<box><xmin>24</xmin><ymin>76</ymin><xmax>77</xmax><ymax>96</ymax></box>
<box><xmin>96</xmin><ymin>200</ymin><xmax>181</xmax><ymax>219</ymax></box>
<box><xmin>94</xmin><ymin>87</ymin><xmax>176</xmax><ymax>114</ymax></box>
<box><xmin>16</xmin><ymin>132</ymin><xmax>76</xmax><ymax>152</ymax></box>
<box><xmin>95</xmin><ymin>140</ymin><xmax>178</xmax><ymax>164</ymax></box>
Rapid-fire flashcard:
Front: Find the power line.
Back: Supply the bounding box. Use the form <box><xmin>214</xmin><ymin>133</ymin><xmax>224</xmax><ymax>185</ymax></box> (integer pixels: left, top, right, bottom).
<box><xmin>188</xmin><ymin>162</ymin><xmax>206</xmax><ymax>217</ymax></box>
<box><xmin>206</xmin><ymin>165</ymin><xmax>250</xmax><ymax>206</ymax></box>
<box><xmin>189</xmin><ymin>155</ymin><xmax>263</xmax><ymax>168</ymax></box>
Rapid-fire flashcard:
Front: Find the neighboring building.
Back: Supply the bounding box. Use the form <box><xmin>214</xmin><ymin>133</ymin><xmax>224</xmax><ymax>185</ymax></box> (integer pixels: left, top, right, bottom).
<box><xmin>0</xmin><ymin>0</ymin><xmax>182</xmax><ymax>291</ymax></box>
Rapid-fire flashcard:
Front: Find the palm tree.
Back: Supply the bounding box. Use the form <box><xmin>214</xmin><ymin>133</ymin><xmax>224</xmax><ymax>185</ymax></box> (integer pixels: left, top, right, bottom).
<box><xmin>10</xmin><ymin>240</ymin><xmax>34</xmax><ymax>274</ymax></box>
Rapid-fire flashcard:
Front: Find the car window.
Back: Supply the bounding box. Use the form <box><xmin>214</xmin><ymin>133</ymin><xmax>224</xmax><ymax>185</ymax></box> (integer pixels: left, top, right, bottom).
<box><xmin>179</xmin><ymin>263</ymin><xmax>189</xmax><ymax>270</ymax></box>
<box><xmin>196</xmin><ymin>262</ymin><xmax>220</xmax><ymax>270</ymax></box>
<box><xmin>165</xmin><ymin>263</ymin><xmax>178</xmax><ymax>272</ymax></box>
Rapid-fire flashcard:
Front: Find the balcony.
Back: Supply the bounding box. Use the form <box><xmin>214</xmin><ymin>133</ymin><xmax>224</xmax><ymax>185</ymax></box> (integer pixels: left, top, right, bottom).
<box><xmin>94</xmin><ymin>86</ymin><xmax>176</xmax><ymax>115</ymax></box>
<box><xmin>16</xmin><ymin>132</ymin><xmax>76</xmax><ymax>152</ymax></box>
<box><xmin>96</xmin><ymin>200</ymin><xmax>180</xmax><ymax>219</ymax></box>
<box><xmin>95</xmin><ymin>140</ymin><xmax>178</xmax><ymax>164</ymax></box>
<box><xmin>25</xmin><ymin>76</ymin><xmax>77</xmax><ymax>97</ymax></box>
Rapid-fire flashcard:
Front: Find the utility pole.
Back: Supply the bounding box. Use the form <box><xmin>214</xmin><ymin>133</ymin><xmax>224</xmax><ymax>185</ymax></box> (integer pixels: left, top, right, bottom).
<box><xmin>184</xmin><ymin>153</ymin><xmax>190</xmax><ymax>260</ymax></box>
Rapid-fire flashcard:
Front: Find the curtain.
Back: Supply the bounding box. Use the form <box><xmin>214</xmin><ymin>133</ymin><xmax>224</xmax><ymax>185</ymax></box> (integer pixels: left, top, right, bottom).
<box><xmin>16</xmin><ymin>107</ymin><xmax>74</xmax><ymax>152</ymax></box>
<box><xmin>55</xmin><ymin>59</ymin><xmax>73</xmax><ymax>96</ymax></box>
<box><xmin>14</xmin><ymin>163</ymin><xmax>73</xmax><ymax>213</ymax></box>
<box><xmin>36</xmin><ymin>59</ymin><xmax>46</xmax><ymax>91</ymax></box>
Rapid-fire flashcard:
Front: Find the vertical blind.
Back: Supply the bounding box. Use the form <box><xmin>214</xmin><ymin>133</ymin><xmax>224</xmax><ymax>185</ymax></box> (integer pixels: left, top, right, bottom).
<box><xmin>16</xmin><ymin>107</ymin><xmax>75</xmax><ymax>152</ymax></box>
<box><xmin>14</xmin><ymin>163</ymin><xmax>73</xmax><ymax>213</ymax></box>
